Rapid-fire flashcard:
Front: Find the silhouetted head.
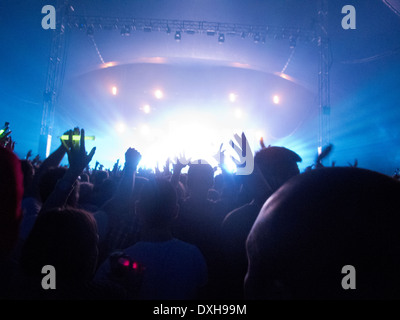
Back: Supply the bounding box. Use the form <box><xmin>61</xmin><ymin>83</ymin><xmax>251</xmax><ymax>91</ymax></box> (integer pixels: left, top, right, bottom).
<box><xmin>242</xmin><ymin>146</ymin><xmax>301</xmax><ymax>204</ymax></box>
<box><xmin>0</xmin><ymin>148</ymin><xmax>23</xmax><ymax>258</ymax></box>
<box><xmin>93</xmin><ymin>170</ymin><xmax>109</xmax><ymax>186</ymax></box>
<box><xmin>21</xmin><ymin>207</ymin><xmax>98</xmax><ymax>281</ymax></box>
<box><xmin>254</xmin><ymin>146</ymin><xmax>302</xmax><ymax>193</ymax></box>
<box><xmin>93</xmin><ymin>178</ymin><xmax>116</xmax><ymax>207</ymax></box>
<box><xmin>245</xmin><ymin>167</ymin><xmax>400</xmax><ymax>299</ymax></box>
<box><xmin>187</xmin><ymin>164</ymin><xmax>214</xmax><ymax>198</ymax></box>
<box><xmin>135</xmin><ymin>178</ymin><xmax>178</xmax><ymax>229</ymax></box>
<box><xmin>79</xmin><ymin>173</ymin><xmax>89</xmax><ymax>183</ymax></box>
<box><xmin>39</xmin><ymin>167</ymin><xmax>79</xmax><ymax>207</ymax></box>
<box><xmin>78</xmin><ymin>181</ymin><xmax>94</xmax><ymax>206</ymax></box>
<box><xmin>39</xmin><ymin>167</ymin><xmax>68</xmax><ymax>204</ymax></box>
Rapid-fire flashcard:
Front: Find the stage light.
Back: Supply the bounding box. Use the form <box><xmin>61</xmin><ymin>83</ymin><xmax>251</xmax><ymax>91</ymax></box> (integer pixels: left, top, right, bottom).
<box><xmin>224</xmin><ymin>157</ymin><xmax>237</xmax><ymax>174</ymax></box>
<box><xmin>234</xmin><ymin>108</ymin><xmax>242</xmax><ymax>119</ymax></box>
<box><xmin>112</xmin><ymin>86</ymin><xmax>118</xmax><ymax>96</ymax></box>
<box><xmin>120</xmin><ymin>25</ymin><xmax>131</xmax><ymax>36</ymax></box>
<box><xmin>116</xmin><ymin>122</ymin><xmax>126</xmax><ymax>134</ymax></box>
<box><xmin>218</xmin><ymin>33</ymin><xmax>225</xmax><ymax>44</ymax></box>
<box><xmin>289</xmin><ymin>36</ymin><xmax>297</xmax><ymax>49</ymax></box>
<box><xmin>273</xmin><ymin>95</ymin><xmax>280</xmax><ymax>104</ymax></box>
<box><xmin>140</xmin><ymin>124</ymin><xmax>150</xmax><ymax>135</ymax></box>
<box><xmin>154</xmin><ymin>89</ymin><xmax>163</xmax><ymax>99</ymax></box>
<box><xmin>143</xmin><ymin>104</ymin><xmax>151</xmax><ymax>114</ymax></box>
<box><xmin>261</xmin><ymin>36</ymin><xmax>266</xmax><ymax>44</ymax></box>
<box><xmin>175</xmin><ymin>31</ymin><xmax>181</xmax><ymax>41</ymax></box>
<box><xmin>229</xmin><ymin>93</ymin><xmax>237</xmax><ymax>103</ymax></box>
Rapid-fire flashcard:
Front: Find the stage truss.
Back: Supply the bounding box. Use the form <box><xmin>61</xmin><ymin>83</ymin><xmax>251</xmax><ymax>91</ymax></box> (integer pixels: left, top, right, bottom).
<box><xmin>39</xmin><ymin>0</ymin><xmax>331</xmax><ymax>160</ymax></box>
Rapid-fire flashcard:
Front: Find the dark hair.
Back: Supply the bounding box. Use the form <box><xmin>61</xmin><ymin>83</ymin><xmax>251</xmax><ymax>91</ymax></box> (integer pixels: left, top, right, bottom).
<box><xmin>78</xmin><ymin>181</ymin><xmax>94</xmax><ymax>205</ymax></box>
<box><xmin>187</xmin><ymin>164</ymin><xmax>214</xmax><ymax>191</ymax></box>
<box><xmin>254</xmin><ymin>146</ymin><xmax>302</xmax><ymax>192</ymax></box>
<box><xmin>136</xmin><ymin>178</ymin><xmax>177</xmax><ymax>228</ymax></box>
<box><xmin>21</xmin><ymin>208</ymin><xmax>98</xmax><ymax>281</ymax></box>
<box><xmin>0</xmin><ymin>148</ymin><xmax>23</xmax><ymax>257</ymax></box>
<box><xmin>39</xmin><ymin>167</ymin><xmax>68</xmax><ymax>203</ymax></box>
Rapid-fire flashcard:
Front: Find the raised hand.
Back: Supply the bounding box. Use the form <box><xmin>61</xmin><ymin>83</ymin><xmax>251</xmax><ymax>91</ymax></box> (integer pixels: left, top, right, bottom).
<box><xmin>32</xmin><ymin>155</ymin><xmax>40</xmax><ymax>165</ymax></box>
<box><xmin>60</xmin><ymin>127</ymin><xmax>80</xmax><ymax>150</ymax></box>
<box><xmin>163</xmin><ymin>158</ymin><xmax>171</xmax><ymax>175</ymax></box>
<box><xmin>5</xmin><ymin>136</ymin><xmax>15</xmax><ymax>151</ymax></box>
<box><xmin>0</xmin><ymin>122</ymin><xmax>12</xmax><ymax>148</ymax></box>
<box><xmin>174</xmin><ymin>153</ymin><xmax>190</xmax><ymax>172</ymax></box>
<box><xmin>260</xmin><ymin>136</ymin><xmax>266</xmax><ymax>149</ymax></box>
<box><xmin>125</xmin><ymin>147</ymin><xmax>142</xmax><ymax>169</ymax></box>
<box><xmin>26</xmin><ymin>150</ymin><xmax>33</xmax><ymax>160</ymax></box>
<box><xmin>62</xmin><ymin>128</ymin><xmax>96</xmax><ymax>176</ymax></box>
<box><xmin>347</xmin><ymin>159</ymin><xmax>358</xmax><ymax>168</ymax></box>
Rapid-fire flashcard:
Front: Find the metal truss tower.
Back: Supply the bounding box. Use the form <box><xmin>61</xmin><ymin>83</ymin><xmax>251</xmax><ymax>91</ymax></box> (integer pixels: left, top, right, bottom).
<box><xmin>38</xmin><ymin>0</ymin><xmax>70</xmax><ymax>158</ymax></box>
<box><xmin>317</xmin><ymin>0</ymin><xmax>331</xmax><ymax>155</ymax></box>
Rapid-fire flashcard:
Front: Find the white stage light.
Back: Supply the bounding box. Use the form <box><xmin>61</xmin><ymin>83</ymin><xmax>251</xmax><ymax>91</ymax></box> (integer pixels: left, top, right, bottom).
<box><xmin>234</xmin><ymin>108</ymin><xmax>242</xmax><ymax>119</ymax></box>
<box><xmin>154</xmin><ymin>89</ymin><xmax>164</xmax><ymax>99</ymax></box>
<box><xmin>116</xmin><ymin>122</ymin><xmax>126</xmax><ymax>133</ymax></box>
<box><xmin>143</xmin><ymin>104</ymin><xmax>151</xmax><ymax>114</ymax></box>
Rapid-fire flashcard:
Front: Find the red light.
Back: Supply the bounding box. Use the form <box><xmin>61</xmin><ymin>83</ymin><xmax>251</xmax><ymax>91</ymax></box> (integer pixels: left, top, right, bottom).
<box><xmin>132</xmin><ymin>262</ymin><xmax>138</xmax><ymax>269</ymax></box>
<box><xmin>119</xmin><ymin>257</ymin><xmax>130</xmax><ymax>267</ymax></box>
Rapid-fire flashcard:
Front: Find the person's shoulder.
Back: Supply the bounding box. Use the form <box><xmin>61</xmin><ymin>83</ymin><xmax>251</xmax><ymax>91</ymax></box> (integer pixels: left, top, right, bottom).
<box><xmin>170</xmin><ymin>238</ymin><xmax>203</xmax><ymax>253</ymax></box>
<box><xmin>222</xmin><ymin>202</ymin><xmax>253</xmax><ymax>225</ymax></box>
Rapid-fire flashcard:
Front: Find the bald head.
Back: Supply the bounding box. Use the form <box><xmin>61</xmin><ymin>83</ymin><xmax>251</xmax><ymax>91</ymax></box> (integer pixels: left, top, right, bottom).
<box><xmin>245</xmin><ymin>167</ymin><xmax>400</xmax><ymax>299</ymax></box>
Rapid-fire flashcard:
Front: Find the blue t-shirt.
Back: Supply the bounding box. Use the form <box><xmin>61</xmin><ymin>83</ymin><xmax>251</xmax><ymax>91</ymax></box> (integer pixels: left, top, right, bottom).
<box><xmin>95</xmin><ymin>238</ymin><xmax>208</xmax><ymax>300</ymax></box>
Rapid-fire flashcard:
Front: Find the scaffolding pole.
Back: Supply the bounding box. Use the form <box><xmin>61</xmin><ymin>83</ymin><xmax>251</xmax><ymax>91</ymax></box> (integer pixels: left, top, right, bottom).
<box><xmin>38</xmin><ymin>1</ymin><xmax>70</xmax><ymax>159</ymax></box>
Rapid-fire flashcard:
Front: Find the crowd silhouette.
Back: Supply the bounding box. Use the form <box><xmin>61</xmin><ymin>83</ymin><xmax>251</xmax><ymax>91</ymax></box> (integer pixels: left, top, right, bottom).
<box><xmin>1</xmin><ymin>122</ymin><xmax>400</xmax><ymax>300</ymax></box>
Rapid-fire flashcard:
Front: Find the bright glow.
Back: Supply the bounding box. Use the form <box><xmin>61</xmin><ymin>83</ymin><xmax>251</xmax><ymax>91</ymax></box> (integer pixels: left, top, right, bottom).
<box><xmin>100</xmin><ymin>61</ymin><xmax>117</xmax><ymax>69</ymax></box>
<box><xmin>60</xmin><ymin>135</ymin><xmax>95</xmax><ymax>141</ymax></box>
<box><xmin>224</xmin><ymin>157</ymin><xmax>237</xmax><ymax>174</ymax></box>
<box><xmin>140</xmin><ymin>124</ymin><xmax>150</xmax><ymax>135</ymax></box>
<box><xmin>154</xmin><ymin>89</ymin><xmax>164</xmax><ymax>99</ymax></box>
<box><xmin>143</xmin><ymin>104</ymin><xmax>151</xmax><ymax>114</ymax></box>
<box><xmin>118</xmin><ymin>258</ymin><xmax>130</xmax><ymax>267</ymax></box>
<box><xmin>116</xmin><ymin>122</ymin><xmax>126</xmax><ymax>134</ymax></box>
<box><xmin>255</xmin><ymin>130</ymin><xmax>264</xmax><ymax>140</ymax></box>
<box><xmin>112</xmin><ymin>86</ymin><xmax>118</xmax><ymax>96</ymax></box>
<box><xmin>273</xmin><ymin>95</ymin><xmax>280</xmax><ymax>104</ymax></box>
<box><xmin>234</xmin><ymin>108</ymin><xmax>242</xmax><ymax>119</ymax></box>
<box><xmin>132</xmin><ymin>262</ymin><xmax>138</xmax><ymax>269</ymax></box>
<box><xmin>229</xmin><ymin>93</ymin><xmax>237</xmax><ymax>103</ymax></box>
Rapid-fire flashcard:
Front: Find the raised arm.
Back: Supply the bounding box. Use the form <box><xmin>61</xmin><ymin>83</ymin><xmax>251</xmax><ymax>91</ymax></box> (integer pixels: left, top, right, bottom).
<box><xmin>112</xmin><ymin>147</ymin><xmax>142</xmax><ymax>204</ymax></box>
<box><xmin>170</xmin><ymin>154</ymin><xmax>189</xmax><ymax>188</ymax></box>
<box><xmin>40</xmin><ymin>128</ymin><xmax>96</xmax><ymax>212</ymax></box>
<box><xmin>25</xmin><ymin>128</ymin><xmax>77</xmax><ymax>199</ymax></box>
